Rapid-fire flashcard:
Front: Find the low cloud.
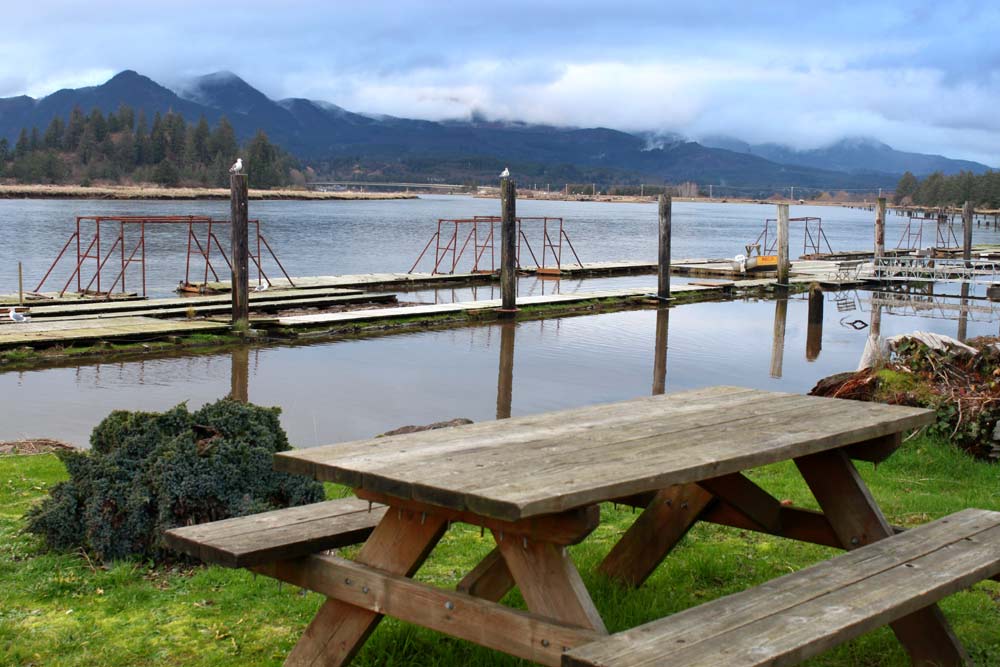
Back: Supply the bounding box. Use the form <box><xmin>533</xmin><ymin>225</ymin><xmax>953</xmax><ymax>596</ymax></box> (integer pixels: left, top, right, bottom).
<box><xmin>3</xmin><ymin>0</ymin><xmax>999</xmax><ymax>165</ymax></box>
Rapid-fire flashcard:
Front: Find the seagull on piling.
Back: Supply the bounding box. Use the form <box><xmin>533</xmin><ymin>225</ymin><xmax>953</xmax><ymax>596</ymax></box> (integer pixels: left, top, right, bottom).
<box><xmin>229</xmin><ymin>158</ymin><xmax>244</xmax><ymax>174</ymax></box>
<box><xmin>8</xmin><ymin>307</ymin><xmax>29</xmax><ymax>323</ymax></box>
<box><xmin>499</xmin><ymin>167</ymin><xmax>510</xmax><ymax>179</ymax></box>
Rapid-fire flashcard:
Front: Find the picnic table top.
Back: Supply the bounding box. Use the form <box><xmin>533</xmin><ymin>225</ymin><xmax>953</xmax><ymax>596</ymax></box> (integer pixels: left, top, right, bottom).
<box><xmin>275</xmin><ymin>386</ymin><xmax>934</xmax><ymax>522</ymax></box>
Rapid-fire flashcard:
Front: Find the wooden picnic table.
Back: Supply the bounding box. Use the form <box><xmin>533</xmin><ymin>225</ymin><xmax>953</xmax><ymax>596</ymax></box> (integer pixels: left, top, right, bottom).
<box><xmin>168</xmin><ymin>385</ymin><xmax>1000</xmax><ymax>666</ymax></box>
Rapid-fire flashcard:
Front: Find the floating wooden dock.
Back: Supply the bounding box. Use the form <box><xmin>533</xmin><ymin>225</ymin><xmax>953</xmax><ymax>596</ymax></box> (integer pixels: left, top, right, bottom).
<box><xmin>0</xmin><ymin>316</ymin><xmax>229</xmax><ymax>349</ymax></box>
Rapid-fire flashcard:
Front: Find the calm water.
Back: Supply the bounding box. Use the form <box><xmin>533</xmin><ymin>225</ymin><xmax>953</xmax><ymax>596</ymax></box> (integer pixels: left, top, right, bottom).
<box><xmin>4</xmin><ymin>196</ymin><xmax>999</xmax><ymax>297</ymax></box>
<box><xmin>4</xmin><ymin>283</ymin><xmax>997</xmax><ymax>447</ymax></box>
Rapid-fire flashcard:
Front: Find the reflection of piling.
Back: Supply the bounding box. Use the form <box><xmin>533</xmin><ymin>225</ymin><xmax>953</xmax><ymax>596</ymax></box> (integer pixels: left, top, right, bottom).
<box><xmin>806</xmin><ymin>283</ymin><xmax>823</xmax><ymax>362</ymax></box>
<box><xmin>500</xmin><ymin>179</ymin><xmax>517</xmax><ymax>313</ymax></box>
<box><xmin>875</xmin><ymin>197</ymin><xmax>886</xmax><ymax>259</ymax></box>
<box><xmin>230</xmin><ymin>346</ymin><xmax>249</xmax><ymax>403</ymax></box>
<box><xmin>776</xmin><ymin>203</ymin><xmax>790</xmax><ymax>285</ymax></box>
<box><xmin>230</xmin><ymin>174</ymin><xmax>249</xmax><ymax>327</ymax></box>
<box><xmin>652</xmin><ymin>307</ymin><xmax>669</xmax><ymax>395</ymax></box>
<box><xmin>963</xmin><ymin>201</ymin><xmax>973</xmax><ymax>267</ymax></box>
<box><xmin>658</xmin><ymin>195</ymin><xmax>671</xmax><ymax>300</ymax></box>
<box><xmin>496</xmin><ymin>322</ymin><xmax>515</xmax><ymax>419</ymax></box>
<box><xmin>770</xmin><ymin>291</ymin><xmax>788</xmax><ymax>378</ymax></box>
<box><xmin>958</xmin><ymin>282</ymin><xmax>970</xmax><ymax>342</ymax></box>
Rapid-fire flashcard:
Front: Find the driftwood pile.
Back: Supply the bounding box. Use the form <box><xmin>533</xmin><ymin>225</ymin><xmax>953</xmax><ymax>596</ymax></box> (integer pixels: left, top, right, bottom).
<box><xmin>811</xmin><ymin>332</ymin><xmax>1000</xmax><ymax>461</ymax></box>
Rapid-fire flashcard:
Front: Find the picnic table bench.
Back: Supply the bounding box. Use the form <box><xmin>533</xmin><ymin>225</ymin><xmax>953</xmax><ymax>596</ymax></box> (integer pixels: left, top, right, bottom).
<box><xmin>165</xmin><ymin>386</ymin><xmax>1000</xmax><ymax>666</ymax></box>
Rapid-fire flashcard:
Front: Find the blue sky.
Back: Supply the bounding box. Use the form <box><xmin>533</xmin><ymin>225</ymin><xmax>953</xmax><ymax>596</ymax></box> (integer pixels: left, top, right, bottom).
<box><xmin>3</xmin><ymin>1</ymin><xmax>999</xmax><ymax>164</ymax></box>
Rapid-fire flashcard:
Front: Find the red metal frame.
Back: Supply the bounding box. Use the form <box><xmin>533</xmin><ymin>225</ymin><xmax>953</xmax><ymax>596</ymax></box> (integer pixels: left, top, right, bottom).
<box><xmin>34</xmin><ymin>215</ymin><xmax>295</xmax><ymax>298</ymax></box>
<box><xmin>748</xmin><ymin>217</ymin><xmax>833</xmax><ymax>256</ymax></box>
<box><xmin>408</xmin><ymin>216</ymin><xmax>582</xmax><ymax>275</ymax></box>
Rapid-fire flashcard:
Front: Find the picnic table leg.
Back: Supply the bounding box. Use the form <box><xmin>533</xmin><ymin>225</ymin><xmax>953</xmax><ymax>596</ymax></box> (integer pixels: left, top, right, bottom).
<box><xmin>457</xmin><ymin>547</ymin><xmax>515</xmax><ymax>602</ymax></box>
<box><xmin>795</xmin><ymin>448</ymin><xmax>969</xmax><ymax>667</ymax></box>
<box><xmin>284</xmin><ymin>507</ymin><xmax>447</xmax><ymax>667</ymax></box>
<box><xmin>598</xmin><ymin>484</ymin><xmax>715</xmax><ymax>587</ymax></box>
<box><xmin>496</xmin><ymin>533</ymin><xmax>608</xmax><ymax>634</ymax></box>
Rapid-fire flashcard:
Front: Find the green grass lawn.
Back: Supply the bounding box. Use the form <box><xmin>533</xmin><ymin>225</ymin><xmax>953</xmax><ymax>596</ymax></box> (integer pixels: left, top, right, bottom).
<box><xmin>2</xmin><ymin>436</ymin><xmax>999</xmax><ymax>667</ymax></box>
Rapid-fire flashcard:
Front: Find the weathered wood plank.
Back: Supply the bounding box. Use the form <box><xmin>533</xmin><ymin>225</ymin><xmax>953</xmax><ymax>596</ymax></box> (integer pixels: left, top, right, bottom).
<box><xmin>497</xmin><ymin>532</ymin><xmax>608</xmax><ymax>634</ymax></box>
<box><xmin>353</xmin><ymin>489</ymin><xmax>600</xmax><ymax>545</ymax></box>
<box><xmin>255</xmin><ymin>552</ymin><xmax>600</xmax><ymax>667</ymax></box>
<box><xmin>275</xmin><ymin>388</ymin><xmax>933</xmax><ymax>521</ymax></box>
<box><xmin>564</xmin><ymin>509</ymin><xmax>1000</xmax><ymax>667</ymax></box>
<box><xmin>702</xmin><ymin>503</ymin><xmax>842</xmax><ymax>548</ymax></box>
<box><xmin>795</xmin><ymin>449</ymin><xmax>969</xmax><ymax>665</ymax></box>
<box><xmin>163</xmin><ymin>498</ymin><xmax>386</xmax><ymax>568</ymax></box>
<box><xmin>276</xmin><ymin>386</ymin><xmax>759</xmax><ymax>481</ymax></box>
<box><xmin>456</xmin><ymin>547</ymin><xmax>515</xmax><ymax>602</ymax></box>
<box><xmin>598</xmin><ymin>484</ymin><xmax>714</xmax><ymax>587</ymax></box>
<box><xmin>280</xmin><ymin>506</ymin><xmax>447</xmax><ymax>667</ymax></box>
<box><xmin>698</xmin><ymin>472</ymin><xmax>782</xmax><ymax>533</ymax></box>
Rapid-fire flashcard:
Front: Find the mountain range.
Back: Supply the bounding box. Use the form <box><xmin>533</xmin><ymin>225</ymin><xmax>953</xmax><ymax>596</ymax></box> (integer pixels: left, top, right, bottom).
<box><xmin>0</xmin><ymin>70</ymin><xmax>992</xmax><ymax>190</ymax></box>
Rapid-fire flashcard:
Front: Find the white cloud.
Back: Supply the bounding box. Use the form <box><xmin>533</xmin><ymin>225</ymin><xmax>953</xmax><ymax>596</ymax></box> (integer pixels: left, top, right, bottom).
<box><xmin>2</xmin><ymin>1</ymin><xmax>999</xmax><ymax>165</ymax></box>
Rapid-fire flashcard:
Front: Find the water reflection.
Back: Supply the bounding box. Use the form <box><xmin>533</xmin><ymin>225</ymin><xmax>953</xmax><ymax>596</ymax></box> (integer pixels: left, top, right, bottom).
<box><xmin>652</xmin><ymin>307</ymin><xmax>669</xmax><ymax>395</ymax></box>
<box><xmin>496</xmin><ymin>322</ymin><xmax>515</xmax><ymax>419</ymax></box>
<box><xmin>959</xmin><ymin>282</ymin><xmax>970</xmax><ymax>342</ymax></box>
<box><xmin>230</xmin><ymin>347</ymin><xmax>249</xmax><ymax>403</ymax></box>
<box><xmin>806</xmin><ymin>285</ymin><xmax>824</xmax><ymax>362</ymax></box>
<box><xmin>8</xmin><ymin>288</ymin><xmax>1000</xmax><ymax>448</ymax></box>
<box><xmin>770</xmin><ymin>292</ymin><xmax>788</xmax><ymax>378</ymax></box>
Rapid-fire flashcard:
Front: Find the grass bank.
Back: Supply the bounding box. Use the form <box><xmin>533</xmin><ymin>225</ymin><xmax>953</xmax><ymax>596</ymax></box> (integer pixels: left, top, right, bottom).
<box><xmin>2</xmin><ymin>434</ymin><xmax>998</xmax><ymax>666</ymax></box>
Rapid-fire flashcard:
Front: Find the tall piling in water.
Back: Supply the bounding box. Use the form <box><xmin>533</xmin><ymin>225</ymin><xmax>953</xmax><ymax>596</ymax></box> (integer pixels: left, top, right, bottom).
<box><xmin>658</xmin><ymin>194</ymin><xmax>672</xmax><ymax>300</ymax></box>
<box><xmin>875</xmin><ymin>197</ymin><xmax>886</xmax><ymax>259</ymax></box>
<box><xmin>230</xmin><ymin>173</ymin><xmax>249</xmax><ymax>327</ymax></box>
<box><xmin>963</xmin><ymin>200</ymin><xmax>974</xmax><ymax>267</ymax></box>
<box><xmin>500</xmin><ymin>178</ymin><xmax>517</xmax><ymax>313</ymax></box>
<box><xmin>776</xmin><ymin>203</ymin><xmax>790</xmax><ymax>285</ymax></box>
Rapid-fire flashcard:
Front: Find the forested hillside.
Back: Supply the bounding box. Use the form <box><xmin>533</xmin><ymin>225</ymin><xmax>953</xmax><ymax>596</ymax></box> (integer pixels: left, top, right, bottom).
<box><xmin>0</xmin><ymin>105</ymin><xmax>299</xmax><ymax>188</ymax></box>
<box><xmin>894</xmin><ymin>170</ymin><xmax>1000</xmax><ymax>208</ymax></box>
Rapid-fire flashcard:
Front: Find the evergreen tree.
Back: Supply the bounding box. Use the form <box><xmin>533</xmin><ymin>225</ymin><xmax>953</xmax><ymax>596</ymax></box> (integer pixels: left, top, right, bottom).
<box><xmin>43</xmin><ymin>116</ymin><xmax>64</xmax><ymax>149</ymax></box>
<box><xmin>245</xmin><ymin>130</ymin><xmax>282</xmax><ymax>188</ymax></box>
<box><xmin>14</xmin><ymin>128</ymin><xmax>29</xmax><ymax>158</ymax></box>
<box><xmin>894</xmin><ymin>171</ymin><xmax>918</xmax><ymax>204</ymax></box>
<box><xmin>117</xmin><ymin>104</ymin><xmax>135</xmax><ymax>132</ymax></box>
<box><xmin>208</xmin><ymin>116</ymin><xmax>238</xmax><ymax>162</ymax></box>
<box><xmin>88</xmin><ymin>108</ymin><xmax>108</xmax><ymax>142</ymax></box>
<box><xmin>29</xmin><ymin>127</ymin><xmax>40</xmax><ymax>152</ymax></box>
<box><xmin>149</xmin><ymin>112</ymin><xmax>167</xmax><ymax>164</ymax></box>
<box><xmin>64</xmin><ymin>106</ymin><xmax>86</xmax><ymax>150</ymax></box>
<box><xmin>0</xmin><ymin>138</ymin><xmax>9</xmax><ymax>163</ymax></box>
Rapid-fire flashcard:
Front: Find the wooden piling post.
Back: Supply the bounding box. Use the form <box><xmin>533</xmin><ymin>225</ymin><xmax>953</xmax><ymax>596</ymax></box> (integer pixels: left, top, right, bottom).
<box><xmin>776</xmin><ymin>203</ymin><xmax>790</xmax><ymax>285</ymax></box>
<box><xmin>18</xmin><ymin>261</ymin><xmax>23</xmax><ymax>306</ymax></box>
<box><xmin>875</xmin><ymin>197</ymin><xmax>886</xmax><ymax>260</ymax></box>
<box><xmin>500</xmin><ymin>178</ymin><xmax>517</xmax><ymax>313</ymax></box>
<box><xmin>962</xmin><ymin>200</ymin><xmax>973</xmax><ymax>267</ymax></box>
<box><xmin>658</xmin><ymin>194</ymin><xmax>671</xmax><ymax>300</ymax></box>
<box><xmin>230</xmin><ymin>173</ymin><xmax>249</xmax><ymax>327</ymax></box>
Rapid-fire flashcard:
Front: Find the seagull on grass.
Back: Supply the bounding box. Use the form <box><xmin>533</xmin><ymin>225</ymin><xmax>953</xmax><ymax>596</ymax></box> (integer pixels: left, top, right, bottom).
<box><xmin>499</xmin><ymin>167</ymin><xmax>510</xmax><ymax>179</ymax></box>
<box><xmin>8</xmin><ymin>307</ymin><xmax>29</xmax><ymax>323</ymax></box>
<box><xmin>229</xmin><ymin>158</ymin><xmax>243</xmax><ymax>174</ymax></box>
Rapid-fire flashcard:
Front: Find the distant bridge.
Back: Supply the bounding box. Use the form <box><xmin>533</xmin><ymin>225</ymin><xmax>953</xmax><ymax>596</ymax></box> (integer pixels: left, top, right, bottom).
<box><xmin>306</xmin><ymin>181</ymin><xmax>471</xmax><ymax>191</ymax></box>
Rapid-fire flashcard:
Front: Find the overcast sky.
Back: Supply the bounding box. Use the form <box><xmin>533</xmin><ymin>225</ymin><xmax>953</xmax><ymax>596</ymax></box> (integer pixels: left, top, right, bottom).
<box><xmin>3</xmin><ymin>1</ymin><xmax>999</xmax><ymax>165</ymax></box>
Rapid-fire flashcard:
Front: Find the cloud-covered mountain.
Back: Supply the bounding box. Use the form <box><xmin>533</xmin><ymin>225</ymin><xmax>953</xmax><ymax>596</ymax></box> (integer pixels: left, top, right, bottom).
<box><xmin>700</xmin><ymin>136</ymin><xmax>990</xmax><ymax>177</ymax></box>
<box><xmin>0</xmin><ymin>70</ymin><xmax>985</xmax><ymax>189</ymax></box>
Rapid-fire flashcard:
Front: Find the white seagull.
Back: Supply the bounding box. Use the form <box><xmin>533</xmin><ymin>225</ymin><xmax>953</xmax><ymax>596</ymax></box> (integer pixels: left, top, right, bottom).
<box><xmin>253</xmin><ymin>283</ymin><xmax>268</xmax><ymax>292</ymax></box>
<box><xmin>8</xmin><ymin>307</ymin><xmax>29</xmax><ymax>323</ymax></box>
<box><xmin>499</xmin><ymin>167</ymin><xmax>510</xmax><ymax>178</ymax></box>
<box><xmin>229</xmin><ymin>158</ymin><xmax>244</xmax><ymax>174</ymax></box>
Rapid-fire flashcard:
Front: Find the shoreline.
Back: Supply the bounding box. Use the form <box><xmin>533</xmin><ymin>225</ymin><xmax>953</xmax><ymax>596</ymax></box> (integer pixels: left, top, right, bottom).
<box><xmin>0</xmin><ymin>183</ymin><xmax>418</xmax><ymax>201</ymax></box>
